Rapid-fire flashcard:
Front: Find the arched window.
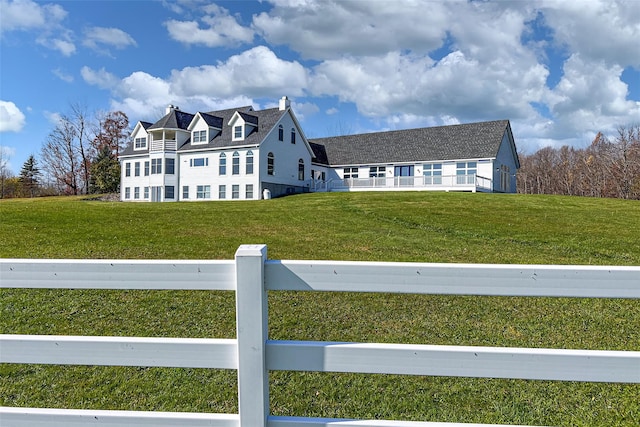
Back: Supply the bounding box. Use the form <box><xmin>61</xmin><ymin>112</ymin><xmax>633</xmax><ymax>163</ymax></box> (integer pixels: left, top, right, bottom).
<box><xmin>267</xmin><ymin>152</ymin><xmax>274</xmax><ymax>175</ymax></box>
<box><xmin>246</xmin><ymin>150</ymin><xmax>254</xmax><ymax>175</ymax></box>
<box><xmin>298</xmin><ymin>159</ymin><xmax>305</xmax><ymax>180</ymax></box>
<box><xmin>232</xmin><ymin>151</ymin><xmax>240</xmax><ymax>175</ymax></box>
<box><xmin>291</xmin><ymin>128</ymin><xmax>296</xmax><ymax>144</ymax></box>
<box><xmin>278</xmin><ymin>124</ymin><xmax>283</xmax><ymax>141</ymax></box>
<box><xmin>219</xmin><ymin>153</ymin><xmax>226</xmax><ymax>175</ymax></box>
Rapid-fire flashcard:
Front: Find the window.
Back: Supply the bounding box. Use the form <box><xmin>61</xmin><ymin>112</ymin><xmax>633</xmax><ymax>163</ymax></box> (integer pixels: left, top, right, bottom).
<box><xmin>232</xmin><ymin>184</ymin><xmax>240</xmax><ymax>199</ymax></box>
<box><xmin>219</xmin><ymin>185</ymin><xmax>226</xmax><ymax>199</ymax></box>
<box><xmin>267</xmin><ymin>152</ymin><xmax>274</xmax><ymax>175</ymax></box>
<box><xmin>369</xmin><ymin>166</ymin><xmax>386</xmax><ymax>178</ymax></box>
<box><xmin>246</xmin><ymin>151</ymin><xmax>254</xmax><ymax>174</ymax></box>
<box><xmin>278</xmin><ymin>124</ymin><xmax>283</xmax><ymax>141</ymax></box>
<box><xmin>144</xmin><ymin>187</ymin><xmax>149</xmax><ymax>199</ymax></box>
<box><xmin>192</xmin><ymin>130</ymin><xmax>207</xmax><ymax>143</ymax></box>
<box><xmin>232</xmin><ymin>151</ymin><xmax>240</xmax><ymax>175</ymax></box>
<box><xmin>234</xmin><ymin>125</ymin><xmax>243</xmax><ymax>140</ymax></box>
<box><xmin>134</xmin><ymin>162</ymin><xmax>140</xmax><ymax>177</ymax></box>
<box><xmin>134</xmin><ymin>137</ymin><xmax>147</xmax><ymax>149</ymax></box>
<box><xmin>423</xmin><ymin>163</ymin><xmax>442</xmax><ymax>185</ymax></box>
<box><xmin>219</xmin><ymin>153</ymin><xmax>226</xmax><ymax>175</ymax></box>
<box><xmin>291</xmin><ymin>128</ymin><xmax>296</xmax><ymax>144</ymax></box>
<box><xmin>344</xmin><ymin>167</ymin><xmax>358</xmax><ymax>179</ymax></box>
<box><xmin>144</xmin><ymin>161</ymin><xmax>149</xmax><ymax>176</ymax></box>
<box><xmin>456</xmin><ymin>161</ymin><xmax>477</xmax><ymax>185</ymax></box>
<box><xmin>125</xmin><ymin>162</ymin><xmax>131</xmax><ymax>177</ymax></box>
<box><xmin>190</xmin><ymin>157</ymin><xmax>208</xmax><ymax>167</ymax></box>
<box><xmin>500</xmin><ymin>165</ymin><xmax>510</xmax><ymax>192</ymax></box>
<box><xmin>134</xmin><ymin>187</ymin><xmax>140</xmax><ymax>199</ymax></box>
<box><xmin>298</xmin><ymin>159</ymin><xmax>305</xmax><ymax>180</ymax></box>
<box><xmin>151</xmin><ymin>158</ymin><xmax>162</xmax><ymax>174</ymax></box>
<box><xmin>197</xmin><ymin>185</ymin><xmax>211</xmax><ymax>199</ymax></box>
<box><xmin>182</xmin><ymin>186</ymin><xmax>189</xmax><ymax>199</ymax></box>
<box><xmin>165</xmin><ymin>186</ymin><xmax>175</xmax><ymax>199</ymax></box>
<box><xmin>124</xmin><ymin>187</ymin><xmax>130</xmax><ymax>199</ymax></box>
<box><xmin>166</xmin><ymin>158</ymin><xmax>175</xmax><ymax>175</ymax></box>
<box><xmin>246</xmin><ymin>184</ymin><xmax>254</xmax><ymax>199</ymax></box>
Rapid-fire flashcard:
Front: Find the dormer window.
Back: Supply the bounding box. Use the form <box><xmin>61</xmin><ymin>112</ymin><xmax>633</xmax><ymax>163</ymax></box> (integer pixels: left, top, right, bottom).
<box><xmin>234</xmin><ymin>125</ymin><xmax>243</xmax><ymax>140</ymax></box>
<box><xmin>193</xmin><ymin>130</ymin><xmax>207</xmax><ymax>144</ymax></box>
<box><xmin>134</xmin><ymin>137</ymin><xmax>147</xmax><ymax>149</ymax></box>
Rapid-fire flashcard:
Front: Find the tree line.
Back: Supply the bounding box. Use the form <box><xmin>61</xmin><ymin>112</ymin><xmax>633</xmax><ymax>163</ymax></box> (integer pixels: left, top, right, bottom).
<box><xmin>0</xmin><ymin>105</ymin><xmax>129</xmax><ymax>199</ymax></box>
<box><xmin>517</xmin><ymin>125</ymin><xmax>640</xmax><ymax>199</ymax></box>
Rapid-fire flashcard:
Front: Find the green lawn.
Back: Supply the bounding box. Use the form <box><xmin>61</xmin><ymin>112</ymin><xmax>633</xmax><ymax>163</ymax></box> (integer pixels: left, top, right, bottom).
<box><xmin>1</xmin><ymin>192</ymin><xmax>639</xmax><ymax>425</ymax></box>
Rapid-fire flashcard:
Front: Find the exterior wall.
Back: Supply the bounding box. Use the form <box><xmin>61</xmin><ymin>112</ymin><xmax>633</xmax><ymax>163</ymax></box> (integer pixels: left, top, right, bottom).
<box><xmin>179</xmin><ymin>148</ymin><xmax>260</xmax><ymax>201</ymax></box>
<box><xmin>258</xmin><ymin>112</ymin><xmax>313</xmax><ymax>198</ymax></box>
<box><xmin>120</xmin><ymin>155</ymin><xmax>150</xmax><ymax>201</ymax></box>
<box><xmin>493</xmin><ymin>131</ymin><xmax>519</xmax><ymax>193</ymax></box>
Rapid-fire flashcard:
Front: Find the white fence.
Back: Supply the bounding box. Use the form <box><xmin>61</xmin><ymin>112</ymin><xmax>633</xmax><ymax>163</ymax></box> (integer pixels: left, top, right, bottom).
<box><xmin>1</xmin><ymin>245</ymin><xmax>639</xmax><ymax>427</ymax></box>
<box><xmin>327</xmin><ymin>174</ymin><xmax>493</xmax><ymax>192</ymax></box>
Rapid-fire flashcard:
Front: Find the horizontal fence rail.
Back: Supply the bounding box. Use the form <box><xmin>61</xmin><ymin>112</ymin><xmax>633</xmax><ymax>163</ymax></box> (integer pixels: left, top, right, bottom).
<box><xmin>1</xmin><ymin>245</ymin><xmax>639</xmax><ymax>427</ymax></box>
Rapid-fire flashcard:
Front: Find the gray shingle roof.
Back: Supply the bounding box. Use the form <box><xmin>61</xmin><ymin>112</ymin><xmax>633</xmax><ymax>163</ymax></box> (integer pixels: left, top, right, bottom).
<box><xmin>309</xmin><ymin>120</ymin><xmax>510</xmax><ymax>166</ymax></box>
<box><xmin>148</xmin><ymin>110</ymin><xmax>195</xmax><ymax>130</ymax></box>
<box><xmin>199</xmin><ymin>112</ymin><xmax>223</xmax><ymax>129</ymax></box>
<box><xmin>179</xmin><ymin>107</ymin><xmax>285</xmax><ymax>151</ymax></box>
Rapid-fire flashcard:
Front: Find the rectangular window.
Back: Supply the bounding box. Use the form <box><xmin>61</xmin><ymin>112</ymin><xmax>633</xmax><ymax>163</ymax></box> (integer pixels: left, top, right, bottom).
<box><xmin>369</xmin><ymin>166</ymin><xmax>386</xmax><ymax>178</ymax></box>
<box><xmin>219</xmin><ymin>185</ymin><xmax>226</xmax><ymax>199</ymax></box>
<box><xmin>219</xmin><ymin>155</ymin><xmax>227</xmax><ymax>175</ymax></box>
<box><xmin>197</xmin><ymin>185</ymin><xmax>211</xmax><ymax>199</ymax></box>
<box><xmin>190</xmin><ymin>157</ymin><xmax>208</xmax><ymax>167</ymax></box>
<box><xmin>165</xmin><ymin>185</ymin><xmax>174</xmax><ymax>199</ymax></box>
<box><xmin>182</xmin><ymin>186</ymin><xmax>189</xmax><ymax>199</ymax></box>
<box><xmin>151</xmin><ymin>158</ymin><xmax>162</xmax><ymax>174</ymax></box>
<box><xmin>234</xmin><ymin>125</ymin><xmax>243</xmax><ymax>139</ymax></box>
<box><xmin>166</xmin><ymin>158</ymin><xmax>175</xmax><ymax>175</ymax></box>
<box><xmin>456</xmin><ymin>161</ymin><xmax>477</xmax><ymax>185</ymax></box>
<box><xmin>291</xmin><ymin>129</ymin><xmax>296</xmax><ymax>144</ymax></box>
<box><xmin>232</xmin><ymin>155</ymin><xmax>240</xmax><ymax>175</ymax></box>
<box><xmin>134</xmin><ymin>162</ymin><xmax>140</xmax><ymax>177</ymax></box>
<box><xmin>232</xmin><ymin>184</ymin><xmax>240</xmax><ymax>199</ymax></box>
<box><xmin>246</xmin><ymin>154</ymin><xmax>253</xmax><ymax>174</ymax></box>
<box><xmin>144</xmin><ymin>187</ymin><xmax>149</xmax><ymax>199</ymax></box>
<box><xmin>134</xmin><ymin>137</ymin><xmax>147</xmax><ymax>149</ymax></box>
<box><xmin>193</xmin><ymin>130</ymin><xmax>207</xmax><ymax>143</ymax></box>
<box><xmin>134</xmin><ymin>187</ymin><xmax>140</xmax><ymax>199</ymax></box>
<box><xmin>245</xmin><ymin>184</ymin><xmax>253</xmax><ymax>199</ymax></box>
<box><xmin>423</xmin><ymin>163</ymin><xmax>442</xmax><ymax>185</ymax></box>
<box><xmin>124</xmin><ymin>187</ymin><xmax>130</xmax><ymax>199</ymax></box>
<box><xmin>144</xmin><ymin>161</ymin><xmax>149</xmax><ymax>176</ymax></box>
<box><xmin>344</xmin><ymin>167</ymin><xmax>358</xmax><ymax>179</ymax></box>
<box><xmin>125</xmin><ymin>162</ymin><xmax>131</xmax><ymax>177</ymax></box>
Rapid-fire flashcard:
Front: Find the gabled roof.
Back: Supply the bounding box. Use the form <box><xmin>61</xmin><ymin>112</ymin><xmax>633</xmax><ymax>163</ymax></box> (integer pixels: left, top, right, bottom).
<box><xmin>179</xmin><ymin>107</ymin><xmax>286</xmax><ymax>151</ymax></box>
<box><xmin>309</xmin><ymin>120</ymin><xmax>511</xmax><ymax>166</ymax></box>
<box><xmin>148</xmin><ymin>109</ymin><xmax>195</xmax><ymax>130</ymax></box>
<box><xmin>197</xmin><ymin>112</ymin><xmax>223</xmax><ymax>129</ymax></box>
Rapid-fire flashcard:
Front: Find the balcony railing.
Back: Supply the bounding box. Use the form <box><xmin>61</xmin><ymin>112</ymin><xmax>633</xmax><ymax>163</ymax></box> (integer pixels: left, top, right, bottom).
<box><xmin>150</xmin><ymin>139</ymin><xmax>177</xmax><ymax>152</ymax></box>
<box><xmin>327</xmin><ymin>174</ymin><xmax>493</xmax><ymax>192</ymax></box>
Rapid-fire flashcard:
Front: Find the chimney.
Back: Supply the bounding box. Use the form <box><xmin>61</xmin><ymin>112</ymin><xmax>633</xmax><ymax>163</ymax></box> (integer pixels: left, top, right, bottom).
<box><xmin>279</xmin><ymin>96</ymin><xmax>291</xmax><ymax>111</ymax></box>
<box><xmin>165</xmin><ymin>104</ymin><xmax>179</xmax><ymax>115</ymax></box>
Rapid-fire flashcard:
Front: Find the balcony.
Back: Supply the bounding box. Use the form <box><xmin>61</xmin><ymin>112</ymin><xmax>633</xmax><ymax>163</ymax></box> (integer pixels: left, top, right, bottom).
<box><xmin>323</xmin><ymin>174</ymin><xmax>493</xmax><ymax>193</ymax></box>
<box><xmin>150</xmin><ymin>139</ymin><xmax>177</xmax><ymax>152</ymax></box>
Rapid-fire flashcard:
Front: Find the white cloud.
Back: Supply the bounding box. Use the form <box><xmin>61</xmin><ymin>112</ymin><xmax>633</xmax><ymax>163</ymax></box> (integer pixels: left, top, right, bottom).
<box><xmin>0</xmin><ymin>100</ymin><xmax>26</xmax><ymax>132</ymax></box>
<box><xmin>253</xmin><ymin>0</ymin><xmax>450</xmax><ymax>59</ymax></box>
<box><xmin>0</xmin><ymin>0</ymin><xmax>66</xmax><ymax>33</ymax></box>
<box><xmin>83</xmin><ymin>27</ymin><xmax>137</xmax><ymax>52</ymax></box>
<box><xmin>170</xmin><ymin>46</ymin><xmax>307</xmax><ymax>98</ymax></box>
<box><xmin>52</xmin><ymin>68</ymin><xmax>73</xmax><ymax>83</ymax></box>
<box><xmin>43</xmin><ymin>110</ymin><xmax>62</xmax><ymax>126</ymax></box>
<box><xmin>81</xmin><ymin>66</ymin><xmax>120</xmax><ymax>90</ymax></box>
<box><xmin>165</xmin><ymin>3</ymin><xmax>254</xmax><ymax>47</ymax></box>
<box><xmin>290</xmin><ymin>101</ymin><xmax>319</xmax><ymax>121</ymax></box>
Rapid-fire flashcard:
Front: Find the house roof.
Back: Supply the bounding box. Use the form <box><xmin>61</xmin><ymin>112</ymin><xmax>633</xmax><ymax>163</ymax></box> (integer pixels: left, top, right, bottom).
<box><xmin>309</xmin><ymin>120</ymin><xmax>511</xmax><ymax>166</ymax></box>
<box><xmin>198</xmin><ymin>112</ymin><xmax>223</xmax><ymax>129</ymax></box>
<box><xmin>147</xmin><ymin>109</ymin><xmax>195</xmax><ymax>130</ymax></box>
<box><xmin>179</xmin><ymin>107</ymin><xmax>286</xmax><ymax>151</ymax></box>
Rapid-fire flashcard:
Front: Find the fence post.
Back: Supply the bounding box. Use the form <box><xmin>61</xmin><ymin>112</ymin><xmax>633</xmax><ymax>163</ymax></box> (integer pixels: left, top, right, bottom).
<box><xmin>235</xmin><ymin>244</ymin><xmax>269</xmax><ymax>427</ymax></box>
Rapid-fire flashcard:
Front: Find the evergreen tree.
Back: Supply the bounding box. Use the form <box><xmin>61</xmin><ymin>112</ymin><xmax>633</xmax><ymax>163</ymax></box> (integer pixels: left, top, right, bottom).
<box><xmin>89</xmin><ymin>146</ymin><xmax>120</xmax><ymax>194</ymax></box>
<box><xmin>19</xmin><ymin>155</ymin><xmax>41</xmax><ymax>198</ymax></box>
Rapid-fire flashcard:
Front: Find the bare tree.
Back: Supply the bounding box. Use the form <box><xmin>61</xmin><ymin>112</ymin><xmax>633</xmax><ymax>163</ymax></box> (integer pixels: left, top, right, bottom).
<box><xmin>0</xmin><ymin>146</ymin><xmax>12</xmax><ymax>198</ymax></box>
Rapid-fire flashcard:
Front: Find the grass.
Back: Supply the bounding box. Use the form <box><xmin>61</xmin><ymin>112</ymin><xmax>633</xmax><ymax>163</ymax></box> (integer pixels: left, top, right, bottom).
<box><xmin>1</xmin><ymin>192</ymin><xmax>639</xmax><ymax>425</ymax></box>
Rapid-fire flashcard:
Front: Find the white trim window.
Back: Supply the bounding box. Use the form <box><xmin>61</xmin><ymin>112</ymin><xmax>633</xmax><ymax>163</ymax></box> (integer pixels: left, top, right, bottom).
<box><xmin>232</xmin><ymin>184</ymin><xmax>240</xmax><ymax>199</ymax></box>
<box><xmin>233</xmin><ymin>125</ymin><xmax>243</xmax><ymax>141</ymax></box>
<box><xmin>190</xmin><ymin>157</ymin><xmax>209</xmax><ymax>167</ymax></box>
<box><xmin>134</xmin><ymin>137</ymin><xmax>147</xmax><ymax>149</ymax></box>
<box><xmin>232</xmin><ymin>151</ymin><xmax>240</xmax><ymax>175</ymax></box>
<box><xmin>183</xmin><ymin>186</ymin><xmax>189</xmax><ymax>199</ymax></box>
<box><xmin>246</xmin><ymin>151</ymin><xmax>254</xmax><ymax>175</ymax></box>
<box><xmin>245</xmin><ymin>184</ymin><xmax>254</xmax><ymax>199</ymax></box>
<box><xmin>197</xmin><ymin>185</ymin><xmax>211</xmax><ymax>199</ymax></box>
<box><xmin>423</xmin><ymin>163</ymin><xmax>442</xmax><ymax>185</ymax></box>
<box><xmin>125</xmin><ymin>162</ymin><xmax>131</xmax><ymax>177</ymax></box>
<box><xmin>456</xmin><ymin>161</ymin><xmax>477</xmax><ymax>185</ymax></box>
<box><xmin>369</xmin><ymin>166</ymin><xmax>385</xmax><ymax>178</ymax></box>
<box><xmin>151</xmin><ymin>158</ymin><xmax>162</xmax><ymax>174</ymax></box>
<box><xmin>267</xmin><ymin>152</ymin><xmax>274</xmax><ymax>175</ymax></box>
<box><xmin>219</xmin><ymin>153</ymin><xmax>227</xmax><ymax>175</ymax></box>
<box><xmin>192</xmin><ymin>130</ymin><xmax>207</xmax><ymax>144</ymax></box>
<box><xmin>219</xmin><ymin>185</ymin><xmax>226</xmax><ymax>199</ymax></box>
<box><xmin>344</xmin><ymin>167</ymin><xmax>358</xmax><ymax>179</ymax></box>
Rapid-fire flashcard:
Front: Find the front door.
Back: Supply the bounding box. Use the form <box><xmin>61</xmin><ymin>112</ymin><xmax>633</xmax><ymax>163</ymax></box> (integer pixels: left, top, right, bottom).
<box><xmin>394</xmin><ymin>165</ymin><xmax>414</xmax><ymax>186</ymax></box>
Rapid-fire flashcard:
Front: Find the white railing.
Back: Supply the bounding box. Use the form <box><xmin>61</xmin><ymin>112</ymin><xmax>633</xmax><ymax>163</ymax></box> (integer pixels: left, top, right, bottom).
<box><xmin>1</xmin><ymin>245</ymin><xmax>639</xmax><ymax>427</ymax></box>
<box><xmin>150</xmin><ymin>139</ymin><xmax>177</xmax><ymax>152</ymax></box>
<box><xmin>330</xmin><ymin>174</ymin><xmax>492</xmax><ymax>191</ymax></box>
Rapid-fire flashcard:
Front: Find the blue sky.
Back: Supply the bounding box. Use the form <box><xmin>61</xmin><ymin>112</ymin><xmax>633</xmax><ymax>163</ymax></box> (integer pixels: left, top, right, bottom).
<box><xmin>1</xmin><ymin>0</ymin><xmax>639</xmax><ymax>175</ymax></box>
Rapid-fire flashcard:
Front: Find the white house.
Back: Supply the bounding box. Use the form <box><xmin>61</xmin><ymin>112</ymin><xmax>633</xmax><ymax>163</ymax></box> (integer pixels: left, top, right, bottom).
<box><xmin>119</xmin><ymin>97</ymin><xmax>519</xmax><ymax>201</ymax></box>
